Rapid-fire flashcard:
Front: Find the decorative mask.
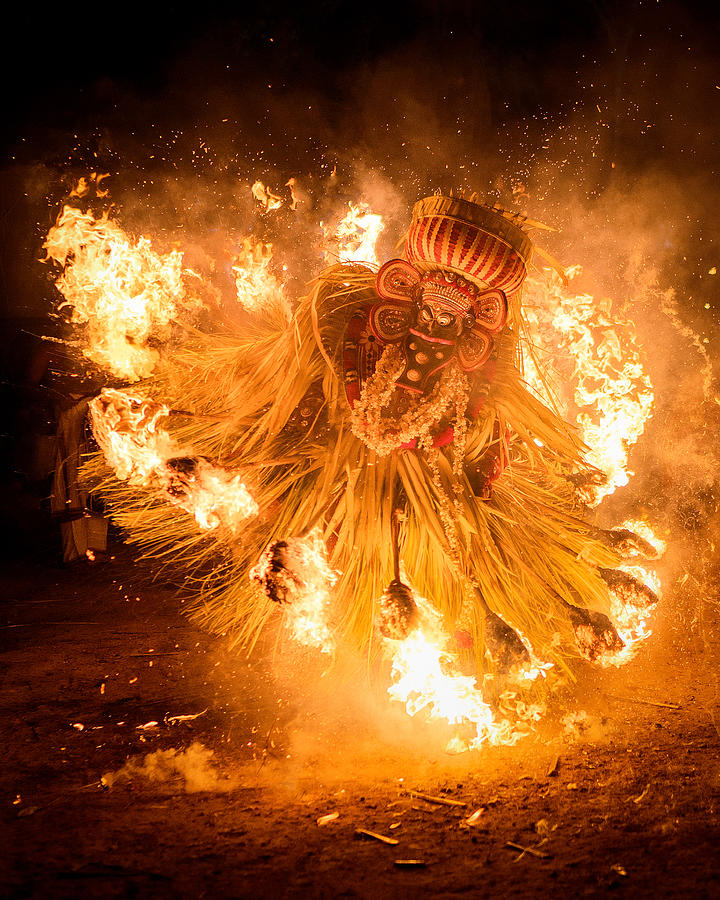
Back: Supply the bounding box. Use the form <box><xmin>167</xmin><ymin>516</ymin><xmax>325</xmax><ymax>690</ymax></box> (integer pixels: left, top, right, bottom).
<box><xmin>370</xmin><ymin>258</ymin><xmax>508</xmax><ymax>394</ymax></box>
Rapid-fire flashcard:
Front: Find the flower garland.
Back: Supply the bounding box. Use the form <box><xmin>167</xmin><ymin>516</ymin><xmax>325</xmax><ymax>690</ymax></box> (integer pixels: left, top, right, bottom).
<box><xmin>351</xmin><ymin>342</ymin><xmax>478</xmax><ymax>635</ymax></box>
<box><xmin>350</xmin><ymin>344</ymin><xmax>470</xmax><ymax>456</ymax></box>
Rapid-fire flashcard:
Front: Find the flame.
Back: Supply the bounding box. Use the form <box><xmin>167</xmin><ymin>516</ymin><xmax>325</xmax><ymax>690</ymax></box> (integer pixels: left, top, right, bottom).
<box><xmin>69</xmin><ymin>172</ymin><xmax>110</xmax><ymax>199</ymax></box>
<box><xmin>44</xmin><ymin>206</ymin><xmax>197</xmax><ymax>381</ymax></box>
<box><xmin>250</xmin><ymin>530</ymin><xmax>337</xmax><ymax>654</ymax></box>
<box><xmin>384</xmin><ymin>595</ymin><xmax>545</xmax><ymax>751</ymax></box>
<box><xmin>232</xmin><ymin>238</ymin><xmax>291</xmax><ymax>319</ymax></box>
<box><xmin>523</xmin><ymin>267</ymin><xmax>654</xmax><ymax>504</ymax></box>
<box><xmin>620</xmin><ymin>518</ymin><xmax>668</xmax><ymax>557</ymax></box>
<box><xmin>323</xmin><ymin>201</ymin><xmax>385</xmax><ymax>266</ymax></box>
<box><xmin>599</xmin><ymin>578</ymin><xmax>657</xmax><ymax>668</ymax></box>
<box><xmin>509</xmin><ymin>633</ymin><xmax>555</xmax><ymax>683</ymax></box>
<box><xmin>90</xmin><ymin>389</ymin><xmax>257</xmax><ymax>533</ymax></box>
<box><xmin>282</xmin><ymin>532</ymin><xmax>337</xmax><ymax>654</ymax></box>
<box><xmin>251</xmin><ymin>180</ymin><xmax>283</xmax><ymax>211</ymax></box>
<box><xmin>90</xmin><ymin>389</ymin><xmax>174</xmax><ymax>482</ymax></box>
<box><xmin>599</xmin><ymin>520</ymin><xmax>665</xmax><ymax>667</ymax></box>
<box><xmin>523</xmin><ymin>271</ymin><xmax>669</xmax><ymax>667</ymax></box>
<box><xmin>179</xmin><ymin>461</ymin><xmax>259</xmax><ymax>532</ymax></box>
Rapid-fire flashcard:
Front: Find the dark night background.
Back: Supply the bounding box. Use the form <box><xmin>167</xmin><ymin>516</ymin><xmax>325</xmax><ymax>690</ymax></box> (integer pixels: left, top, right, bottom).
<box><xmin>1</xmin><ymin>0</ymin><xmax>719</xmax><ymax>544</ymax></box>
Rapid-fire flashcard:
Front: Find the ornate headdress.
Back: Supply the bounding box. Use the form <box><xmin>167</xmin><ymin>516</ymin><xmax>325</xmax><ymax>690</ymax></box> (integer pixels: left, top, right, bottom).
<box><xmin>369</xmin><ymin>195</ymin><xmax>532</xmax><ymax>389</ymax></box>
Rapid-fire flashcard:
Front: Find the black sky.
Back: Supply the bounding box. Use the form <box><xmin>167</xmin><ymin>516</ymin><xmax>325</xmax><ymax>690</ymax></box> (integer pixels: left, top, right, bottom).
<box><xmin>4</xmin><ymin>0</ymin><xmax>718</xmax><ymax>165</ymax></box>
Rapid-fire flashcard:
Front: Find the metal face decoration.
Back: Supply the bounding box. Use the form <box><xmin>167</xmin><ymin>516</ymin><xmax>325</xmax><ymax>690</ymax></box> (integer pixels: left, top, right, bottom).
<box><xmin>369</xmin><ymin>259</ymin><xmax>508</xmax><ymax>394</ymax></box>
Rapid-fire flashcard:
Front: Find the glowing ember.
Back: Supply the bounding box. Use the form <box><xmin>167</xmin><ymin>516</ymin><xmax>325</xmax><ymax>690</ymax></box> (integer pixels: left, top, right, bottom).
<box><xmin>232</xmin><ymin>238</ymin><xmax>291</xmax><ymax>319</ymax></box>
<box><xmin>251</xmin><ymin>180</ymin><xmax>283</xmax><ymax>211</ymax></box>
<box><xmin>90</xmin><ymin>389</ymin><xmax>257</xmax><ymax>533</ymax></box>
<box><xmin>523</xmin><ymin>266</ymin><xmax>654</xmax><ymax>504</ymax></box>
<box><xmin>384</xmin><ymin>595</ymin><xmax>544</xmax><ymax>750</ymax></box>
<box><xmin>44</xmin><ymin>206</ymin><xmax>197</xmax><ymax>381</ymax></box>
<box><xmin>323</xmin><ymin>201</ymin><xmax>385</xmax><ymax>266</ymax></box>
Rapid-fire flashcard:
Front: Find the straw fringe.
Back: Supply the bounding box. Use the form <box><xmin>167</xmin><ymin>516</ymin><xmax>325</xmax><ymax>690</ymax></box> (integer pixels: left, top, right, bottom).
<box><xmin>83</xmin><ymin>264</ymin><xmax>618</xmax><ymax>672</ymax></box>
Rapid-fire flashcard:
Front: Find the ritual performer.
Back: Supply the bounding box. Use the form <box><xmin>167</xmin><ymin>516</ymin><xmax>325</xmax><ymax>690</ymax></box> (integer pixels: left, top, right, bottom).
<box><xmin>87</xmin><ymin>194</ymin><xmax>655</xmax><ymax>675</ymax></box>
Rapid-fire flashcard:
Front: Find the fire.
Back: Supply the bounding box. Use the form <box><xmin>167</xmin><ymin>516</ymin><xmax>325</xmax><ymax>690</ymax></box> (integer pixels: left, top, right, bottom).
<box><xmin>323</xmin><ymin>201</ymin><xmax>385</xmax><ymax>266</ymax></box>
<box><xmin>90</xmin><ymin>389</ymin><xmax>257</xmax><ymax>533</ymax></box>
<box><xmin>44</xmin><ymin>206</ymin><xmax>197</xmax><ymax>381</ymax></box>
<box><xmin>599</xmin><ymin>582</ymin><xmax>657</xmax><ymax>667</ymax></box>
<box><xmin>597</xmin><ymin>519</ymin><xmax>665</xmax><ymax>667</ymax></box>
<box><xmin>232</xmin><ymin>238</ymin><xmax>291</xmax><ymax>319</ymax></box>
<box><xmin>384</xmin><ymin>595</ymin><xmax>545</xmax><ymax>751</ymax></box>
<box><xmin>175</xmin><ymin>460</ymin><xmax>259</xmax><ymax>532</ymax></box>
<box><xmin>43</xmin><ymin>184</ymin><xmax>673</xmax><ymax>739</ymax></box>
<box><xmin>523</xmin><ymin>267</ymin><xmax>654</xmax><ymax>504</ymax></box>
<box><xmin>89</xmin><ymin>389</ymin><xmax>174</xmax><ymax>482</ymax></box>
<box><xmin>69</xmin><ymin>172</ymin><xmax>110</xmax><ymax>199</ymax></box>
<box><xmin>251</xmin><ymin>180</ymin><xmax>284</xmax><ymax>212</ymax></box>
<box><xmin>620</xmin><ymin>518</ymin><xmax>668</xmax><ymax>557</ymax></box>
<box><xmin>250</xmin><ymin>531</ymin><xmax>337</xmax><ymax>654</ymax></box>
<box><xmin>522</xmin><ymin>269</ymin><xmax>668</xmax><ymax>667</ymax></box>
<box><xmin>281</xmin><ymin>533</ymin><xmax>337</xmax><ymax>654</ymax></box>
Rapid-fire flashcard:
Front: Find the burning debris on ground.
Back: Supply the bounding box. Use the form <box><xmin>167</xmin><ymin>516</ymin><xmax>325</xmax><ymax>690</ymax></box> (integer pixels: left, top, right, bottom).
<box><xmin>2</xmin><ymin>1</ymin><xmax>720</xmax><ymax>896</ymax></box>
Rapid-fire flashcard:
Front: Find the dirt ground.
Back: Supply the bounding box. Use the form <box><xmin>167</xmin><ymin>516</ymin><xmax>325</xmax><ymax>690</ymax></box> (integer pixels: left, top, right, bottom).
<box><xmin>2</xmin><ymin>536</ymin><xmax>719</xmax><ymax>899</ymax></box>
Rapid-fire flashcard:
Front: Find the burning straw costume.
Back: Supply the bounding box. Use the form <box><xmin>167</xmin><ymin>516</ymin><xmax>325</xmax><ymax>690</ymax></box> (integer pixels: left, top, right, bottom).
<box><xmin>92</xmin><ymin>195</ymin><xmax>642</xmax><ymax>672</ymax></box>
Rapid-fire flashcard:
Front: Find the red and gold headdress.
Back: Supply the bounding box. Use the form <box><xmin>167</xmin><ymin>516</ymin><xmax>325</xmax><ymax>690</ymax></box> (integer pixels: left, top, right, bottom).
<box><xmin>369</xmin><ymin>195</ymin><xmax>533</xmax><ymax>374</ymax></box>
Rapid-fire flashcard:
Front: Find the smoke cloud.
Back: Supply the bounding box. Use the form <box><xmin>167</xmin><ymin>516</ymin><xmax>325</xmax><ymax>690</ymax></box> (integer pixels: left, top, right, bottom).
<box><xmin>102</xmin><ymin>742</ymin><xmax>240</xmax><ymax>793</ymax></box>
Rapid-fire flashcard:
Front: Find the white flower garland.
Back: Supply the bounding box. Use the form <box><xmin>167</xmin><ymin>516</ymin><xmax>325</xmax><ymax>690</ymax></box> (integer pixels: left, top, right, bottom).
<box><xmin>350</xmin><ymin>344</ymin><xmax>470</xmax><ymax>457</ymax></box>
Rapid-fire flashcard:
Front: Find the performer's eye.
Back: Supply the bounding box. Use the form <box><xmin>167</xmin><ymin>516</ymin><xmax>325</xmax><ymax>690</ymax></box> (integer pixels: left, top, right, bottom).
<box><xmin>419</xmin><ymin>306</ymin><xmax>434</xmax><ymax>323</ymax></box>
<box><xmin>437</xmin><ymin>314</ymin><xmax>454</xmax><ymax>327</ymax></box>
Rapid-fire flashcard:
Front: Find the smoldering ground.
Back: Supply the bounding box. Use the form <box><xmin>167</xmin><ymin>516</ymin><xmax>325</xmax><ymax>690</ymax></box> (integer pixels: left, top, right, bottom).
<box><xmin>4</xmin><ymin>549</ymin><xmax>718</xmax><ymax>897</ymax></box>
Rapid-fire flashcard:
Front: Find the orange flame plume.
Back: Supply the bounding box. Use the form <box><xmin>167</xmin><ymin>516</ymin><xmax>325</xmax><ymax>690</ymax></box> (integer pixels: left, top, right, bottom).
<box><xmin>44</xmin><ymin>206</ymin><xmax>199</xmax><ymax>381</ymax></box>
<box><xmin>523</xmin><ymin>266</ymin><xmax>654</xmax><ymax>505</ymax></box>
<box><xmin>383</xmin><ymin>594</ymin><xmax>546</xmax><ymax>752</ymax></box>
<box><xmin>232</xmin><ymin>238</ymin><xmax>291</xmax><ymax>320</ymax></box>
<box><xmin>323</xmin><ymin>201</ymin><xmax>385</xmax><ymax>266</ymax></box>
<box><xmin>250</xmin><ymin>530</ymin><xmax>337</xmax><ymax>654</ymax></box>
<box><xmin>90</xmin><ymin>389</ymin><xmax>258</xmax><ymax>533</ymax></box>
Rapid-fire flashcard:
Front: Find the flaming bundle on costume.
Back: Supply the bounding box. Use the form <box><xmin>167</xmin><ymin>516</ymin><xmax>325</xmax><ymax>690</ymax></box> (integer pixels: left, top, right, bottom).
<box><xmin>80</xmin><ymin>192</ymin><xmax>658</xmax><ymax>683</ymax></box>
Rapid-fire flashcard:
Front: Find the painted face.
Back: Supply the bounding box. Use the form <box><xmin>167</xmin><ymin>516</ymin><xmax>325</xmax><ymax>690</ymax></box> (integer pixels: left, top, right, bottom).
<box><xmin>370</xmin><ymin>259</ymin><xmax>510</xmax><ymax>397</ymax></box>
<box><xmin>393</xmin><ymin>301</ymin><xmax>470</xmax><ymax>394</ymax></box>
<box><xmin>415</xmin><ymin>301</ymin><xmax>463</xmax><ymax>339</ymax></box>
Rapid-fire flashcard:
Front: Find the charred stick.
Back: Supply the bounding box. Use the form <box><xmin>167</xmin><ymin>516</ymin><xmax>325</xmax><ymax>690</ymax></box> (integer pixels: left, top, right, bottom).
<box><xmin>551</xmin><ymin>589</ymin><xmax>624</xmax><ymax>660</ymax></box>
<box><xmin>592</xmin><ymin>527</ymin><xmax>659</xmax><ymax>561</ymax></box>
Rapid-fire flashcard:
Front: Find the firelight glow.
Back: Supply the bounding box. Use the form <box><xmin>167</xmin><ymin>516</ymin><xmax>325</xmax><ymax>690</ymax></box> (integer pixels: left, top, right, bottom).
<box><xmin>43</xmin><ymin>186</ymin><xmax>669</xmax><ymax>751</ymax></box>
<box><xmin>90</xmin><ymin>389</ymin><xmax>258</xmax><ymax>533</ymax></box>
<box><xmin>523</xmin><ymin>265</ymin><xmax>655</xmax><ymax>505</ymax></box>
<box><xmin>384</xmin><ymin>595</ymin><xmax>545</xmax><ymax>751</ymax></box>
<box><xmin>324</xmin><ymin>201</ymin><xmax>385</xmax><ymax>266</ymax></box>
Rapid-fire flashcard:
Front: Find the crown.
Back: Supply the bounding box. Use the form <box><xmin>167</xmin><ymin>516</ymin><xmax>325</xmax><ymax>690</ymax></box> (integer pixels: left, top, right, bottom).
<box><xmin>419</xmin><ymin>270</ymin><xmax>478</xmax><ymax>315</ymax></box>
<box><xmin>405</xmin><ymin>194</ymin><xmax>532</xmax><ymax>297</ymax></box>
